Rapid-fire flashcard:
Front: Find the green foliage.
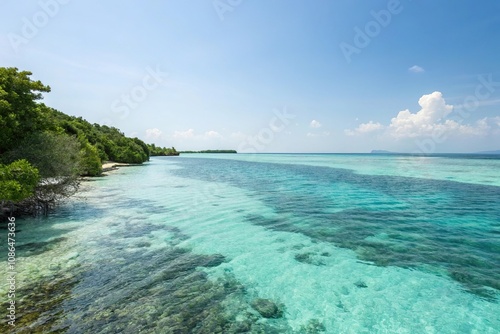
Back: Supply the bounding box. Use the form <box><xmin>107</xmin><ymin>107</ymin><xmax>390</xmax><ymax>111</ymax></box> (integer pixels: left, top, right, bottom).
<box><xmin>147</xmin><ymin>144</ymin><xmax>179</xmax><ymax>156</ymax></box>
<box><xmin>80</xmin><ymin>142</ymin><xmax>102</xmax><ymax>176</ymax></box>
<box><xmin>0</xmin><ymin>67</ymin><xmax>175</xmax><ymax>215</ymax></box>
<box><xmin>2</xmin><ymin>133</ymin><xmax>83</xmax><ymax>214</ymax></box>
<box><xmin>95</xmin><ymin>142</ymin><xmax>109</xmax><ymax>161</ymax></box>
<box><xmin>0</xmin><ymin>68</ymin><xmax>150</xmax><ymax>176</ymax></box>
<box><xmin>0</xmin><ymin>67</ymin><xmax>51</xmax><ymax>154</ymax></box>
<box><xmin>4</xmin><ymin>132</ymin><xmax>82</xmax><ymax>179</ymax></box>
<box><xmin>89</xmin><ymin>124</ymin><xmax>149</xmax><ymax>163</ymax></box>
<box><xmin>0</xmin><ymin>159</ymin><xmax>40</xmax><ymax>203</ymax></box>
<box><xmin>38</xmin><ymin>110</ymin><xmax>150</xmax><ymax>167</ymax></box>
<box><xmin>133</xmin><ymin>137</ymin><xmax>150</xmax><ymax>158</ymax></box>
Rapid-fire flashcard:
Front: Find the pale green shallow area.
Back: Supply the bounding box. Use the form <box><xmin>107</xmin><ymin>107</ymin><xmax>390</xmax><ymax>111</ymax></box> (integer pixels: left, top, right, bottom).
<box><xmin>1</xmin><ymin>154</ymin><xmax>499</xmax><ymax>333</ymax></box>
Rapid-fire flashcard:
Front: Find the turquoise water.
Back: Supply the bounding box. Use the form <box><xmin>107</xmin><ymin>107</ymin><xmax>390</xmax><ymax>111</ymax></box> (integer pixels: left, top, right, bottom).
<box><xmin>1</xmin><ymin>154</ymin><xmax>499</xmax><ymax>333</ymax></box>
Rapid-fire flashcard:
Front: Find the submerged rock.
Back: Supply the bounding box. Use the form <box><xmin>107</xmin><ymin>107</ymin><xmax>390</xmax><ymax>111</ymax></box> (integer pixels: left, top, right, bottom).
<box><xmin>251</xmin><ymin>298</ymin><xmax>283</xmax><ymax>318</ymax></box>
<box><xmin>294</xmin><ymin>252</ymin><xmax>326</xmax><ymax>266</ymax></box>
<box><xmin>354</xmin><ymin>280</ymin><xmax>368</xmax><ymax>288</ymax></box>
<box><xmin>200</xmin><ymin>253</ymin><xmax>226</xmax><ymax>268</ymax></box>
<box><xmin>300</xmin><ymin>318</ymin><xmax>326</xmax><ymax>333</ymax></box>
<box><xmin>17</xmin><ymin>237</ymin><xmax>68</xmax><ymax>256</ymax></box>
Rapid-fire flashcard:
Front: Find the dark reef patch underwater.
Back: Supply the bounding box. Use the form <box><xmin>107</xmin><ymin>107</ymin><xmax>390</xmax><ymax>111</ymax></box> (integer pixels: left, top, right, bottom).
<box><xmin>172</xmin><ymin>157</ymin><xmax>500</xmax><ymax>301</ymax></box>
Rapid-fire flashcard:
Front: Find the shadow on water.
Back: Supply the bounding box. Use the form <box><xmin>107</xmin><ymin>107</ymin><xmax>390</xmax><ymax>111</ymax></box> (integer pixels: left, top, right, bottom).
<box><xmin>172</xmin><ymin>158</ymin><xmax>500</xmax><ymax>301</ymax></box>
<box><xmin>0</xmin><ymin>199</ymin><xmax>107</xmax><ymax>260</ymax></box>
<box><xmin>16</xmin><ymin>237</ymin><xmax>69</xmax><ymax>257</ymax></box>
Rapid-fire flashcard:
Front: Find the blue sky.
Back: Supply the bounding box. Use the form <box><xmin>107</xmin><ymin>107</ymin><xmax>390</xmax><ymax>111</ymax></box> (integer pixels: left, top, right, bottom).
<box><xmin>1</xmin><ymin>0</ymin><xmax>500</xmax><ymax>153</ymax></box>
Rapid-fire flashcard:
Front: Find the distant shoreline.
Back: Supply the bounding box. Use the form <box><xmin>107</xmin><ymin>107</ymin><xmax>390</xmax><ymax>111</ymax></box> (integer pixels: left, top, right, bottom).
<box><xmin>179</xmin><ymin>150</ymin><xmax>237</xmax><ymax>154</ymax></box>
<box><xmin>370</xmin><ymin>149</ymin><xmax>500</xmax><ymax>155</ymax></box>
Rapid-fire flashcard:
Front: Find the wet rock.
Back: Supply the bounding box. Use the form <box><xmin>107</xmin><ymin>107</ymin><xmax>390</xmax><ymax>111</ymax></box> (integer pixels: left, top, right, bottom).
<box><xmin>251</xmin><ymin>298</ymin><xmax>283</xmax><ymax>319</ymax></box>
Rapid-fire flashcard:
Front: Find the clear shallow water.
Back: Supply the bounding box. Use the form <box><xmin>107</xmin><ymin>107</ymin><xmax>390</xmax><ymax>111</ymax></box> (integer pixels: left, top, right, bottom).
<box><xmin>1</xmin><ymin>154</ymin><xmax>499</xmax><ymax>333</ymax></box>
<box><xmin>190</xmin><ymin>153</ymin><xmax>500</xmax><ymax>187</ymax></box>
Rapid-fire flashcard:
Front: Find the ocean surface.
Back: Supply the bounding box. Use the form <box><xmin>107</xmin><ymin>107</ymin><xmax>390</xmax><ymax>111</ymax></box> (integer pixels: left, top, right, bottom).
<box><xmin>2</xmin><ymin>154</ymin><xmax>499</xmax><ymax>333</ymax></box>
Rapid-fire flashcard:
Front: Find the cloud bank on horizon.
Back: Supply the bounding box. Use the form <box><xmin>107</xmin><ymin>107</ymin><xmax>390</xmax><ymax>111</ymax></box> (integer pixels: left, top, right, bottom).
<box><xmin>345</xmin><ymin>91</ymin><xmax>500</xmax><ymax>140</ymax></box>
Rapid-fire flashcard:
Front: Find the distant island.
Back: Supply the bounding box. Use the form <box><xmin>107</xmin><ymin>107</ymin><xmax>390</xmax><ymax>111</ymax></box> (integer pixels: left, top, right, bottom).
<box><xmin>180</xmin><ymin>150</ymin><xmax>237</xmax><ymax>154</ymax></box>
<box><xmin>148</xmin><ymin>144</ymin><xmax>179</xmax><ymax>156</ymax></box>
<box><xmin>475</xmin><ymin>150</ymin><xmax>500</xmax><ymax>154</ymax></box>
<box><xmin>370</xmin><ymin>150</ymin><xmax>397</xmax><ymax>154</ymax></box>
<box><xmin>371</xmin><ymin>149</ymin><xmax>500</xmax><ymax>155</ymax></box>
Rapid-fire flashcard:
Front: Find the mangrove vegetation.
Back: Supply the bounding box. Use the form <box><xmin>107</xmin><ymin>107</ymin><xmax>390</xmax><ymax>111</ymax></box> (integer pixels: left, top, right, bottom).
<box><xmin>0</xmin><ymin>67</ymin><xmax>175</xmax><ymax>216</ymax></box>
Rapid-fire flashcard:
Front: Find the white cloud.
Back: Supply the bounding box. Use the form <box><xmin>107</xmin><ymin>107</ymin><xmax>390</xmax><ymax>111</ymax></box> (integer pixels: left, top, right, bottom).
<box><xmin>389</xmin><ymin>91</ymin><xmax>454</xmax><ymax>138</ymax></box>
<box><xmin>345</xmin><ymin>121</ymin><xmax>383</xmax><ymax>136</ymax></box>
<box><xmin>387</xmin><ymin>91</ymin><xmax>492</xmax><ymax>138</ymax></box>
<box><xmin>345</xmin><ymin>91</ymin><xmax>497</xmax><ymax>139</ymax></box>
<box><xmin>310</xmin><ymin>120</ymin><xmax>322</xmax><ymax>128</ymax></box>
<box><xmin>145</xmin><ymin>128</ymin><xmax>163</xmax><ymax>139</ymax></box>
<box><xmin>205</xmin><ymin>130</ymin><xmax>222</xmax><ymax>139</ymax></box>
<box><xmin>409</xmin><ymin>65</ymin><xmax>425</xmax><ymax>73</ymax></box>
<box><xmin>173</xmin><ymin>128</ymin><xmax>195</xmax><ymax>139</ymax></box>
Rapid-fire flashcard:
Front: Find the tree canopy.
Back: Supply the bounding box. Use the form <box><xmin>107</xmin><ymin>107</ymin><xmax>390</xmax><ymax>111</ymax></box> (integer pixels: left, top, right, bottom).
<box><xmin>147</xmin><ymin>144</ymin><xmax>179</xmax><ymax>156</ymax></box>
<box><xmin>0</xmin><ymin>67</ymin><xmax>51</xmax><ymax>154</ymax></box>
<box><xmin>0</xmin><ymin>67</ymin><xmax>177</xmax><ymax>216</ymax></box>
